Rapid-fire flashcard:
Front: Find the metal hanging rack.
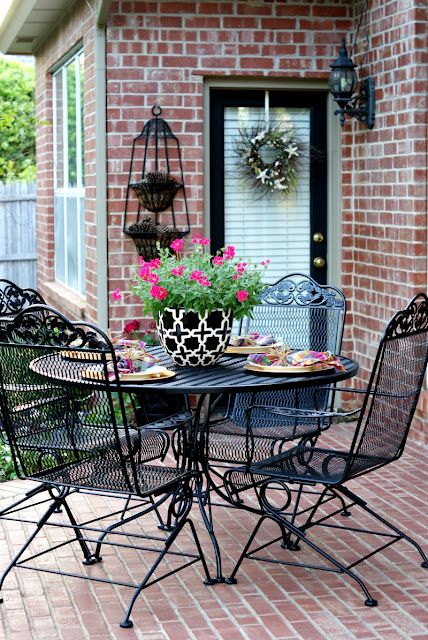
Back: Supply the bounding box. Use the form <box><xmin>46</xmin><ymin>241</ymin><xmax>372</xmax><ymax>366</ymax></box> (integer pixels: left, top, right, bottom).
<box><xmin>123</xmin><ymin>105</ymin><xmax>190</xmax><ymax>259</ymax></box>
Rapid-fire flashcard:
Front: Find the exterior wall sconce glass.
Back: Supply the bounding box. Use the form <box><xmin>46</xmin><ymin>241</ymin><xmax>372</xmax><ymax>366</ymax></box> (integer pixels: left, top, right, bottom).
<box><xmin>329</xmin><ymin>39</ymin><xmax>375</xmax><ymax>129</ymax></box>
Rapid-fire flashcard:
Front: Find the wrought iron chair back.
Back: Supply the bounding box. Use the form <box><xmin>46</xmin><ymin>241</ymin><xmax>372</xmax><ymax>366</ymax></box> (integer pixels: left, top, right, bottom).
<box><xmin>344</xmin><ymin>292</ymin><xmax>428</xmax><ymax>480</ymax></box>
<box><xmin>230</xmin><ymin>273</ymin><xmax>346</xmax><ymax>428</ymax></box>
<box><xmin>0</xmin><ymin>304</ymin><xmax>156</xmax><ymax>494</ymax></box>
<box><xmin>0</xmin><ymin>279</ymin><xmax>45</xmax><ymax>323</ymax></box>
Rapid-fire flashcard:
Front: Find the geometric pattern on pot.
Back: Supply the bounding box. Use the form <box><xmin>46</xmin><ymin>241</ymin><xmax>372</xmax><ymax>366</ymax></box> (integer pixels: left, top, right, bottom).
<box><xmin>157</xmin><ymin>307</ymin><xmax>234</xmax><ymax>367</ymax></box>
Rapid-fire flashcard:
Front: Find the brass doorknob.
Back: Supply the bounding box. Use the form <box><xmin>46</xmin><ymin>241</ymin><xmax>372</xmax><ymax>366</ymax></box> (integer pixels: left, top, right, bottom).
<box><xmin>313</xmin><ymin>232</ymin><xmax>324</xmax><ymax>243</ymax></box>
<box><xmin>313</xmin><ymin>256</ymin><xmax>326</xmax><ymax>269</ymax></box>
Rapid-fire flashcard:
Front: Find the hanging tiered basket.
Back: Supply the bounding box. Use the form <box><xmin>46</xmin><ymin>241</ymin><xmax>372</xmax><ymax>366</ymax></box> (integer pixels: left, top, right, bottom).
<box><xmin>123</xmin><ymin>105</ymin><xmax>190</xmax><ymax>260</ymax></box>
<box><xmin>130</xmin><ymin>171</ymin><xmax>181</xmax><ymax>213</ymax></box>
<box><xmin>126</xmin><ymin>217</ymin><xmax>186</xmax><ymax>261</ymax></box>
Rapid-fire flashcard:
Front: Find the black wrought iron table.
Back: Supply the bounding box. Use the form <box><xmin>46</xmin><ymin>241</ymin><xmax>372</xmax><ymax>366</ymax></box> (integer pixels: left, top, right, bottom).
<box><xmin>30</xmin><ymin>346</ymin><xmax>359</xmax><ymax>581</ymax></box>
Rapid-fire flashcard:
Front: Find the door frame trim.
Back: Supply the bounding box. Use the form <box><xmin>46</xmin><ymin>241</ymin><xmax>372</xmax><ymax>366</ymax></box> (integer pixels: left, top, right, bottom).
<box><xmin>203</xmin><ymin>78</ymin><xmax>342</xmax><ymax>288</ymax></box>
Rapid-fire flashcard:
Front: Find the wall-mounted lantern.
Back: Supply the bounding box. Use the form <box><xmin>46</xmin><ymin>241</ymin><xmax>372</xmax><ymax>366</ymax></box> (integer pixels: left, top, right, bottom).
<box><xmin>329</xmin><ymin>38</ymin><xmax>375</xmax><ymax>129</ymax></box>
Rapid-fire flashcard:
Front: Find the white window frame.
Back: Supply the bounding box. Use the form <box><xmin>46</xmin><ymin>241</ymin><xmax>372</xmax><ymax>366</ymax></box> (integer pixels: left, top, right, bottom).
<box><xmin>52</xmin><ymin>49</ymin><xmax>85</xmax><ymax>295</ymax></box>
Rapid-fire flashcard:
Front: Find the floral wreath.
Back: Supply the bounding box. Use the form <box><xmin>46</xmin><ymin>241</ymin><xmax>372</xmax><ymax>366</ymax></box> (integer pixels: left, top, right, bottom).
<box><xmin>235</xmin><ymin>124</ymin><xmax>302</xmax><ymax>196</ymax></box>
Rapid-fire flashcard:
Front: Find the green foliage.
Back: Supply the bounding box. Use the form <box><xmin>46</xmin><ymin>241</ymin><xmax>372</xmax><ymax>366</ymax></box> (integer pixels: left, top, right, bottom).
<box><xmin>0</xmin><ymin>441</ymin><xmax>17</xmax><ymax>482</ymax></box>
<box><xmin>0</xmin><ymin>57</ymin><xmax>36</xmax><ymax>183</ymax></box>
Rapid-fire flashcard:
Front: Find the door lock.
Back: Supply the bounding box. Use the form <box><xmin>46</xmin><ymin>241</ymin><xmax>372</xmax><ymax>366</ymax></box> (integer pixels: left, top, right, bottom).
<box><xmin>313</xmin><ymin>232</ymin><xmax>324</xmax><ymax>243</ymax></box>
<box><xmin>313</xmin><ymin>256</ymin><xmax>326</xmax><ymax>269</ymax></box>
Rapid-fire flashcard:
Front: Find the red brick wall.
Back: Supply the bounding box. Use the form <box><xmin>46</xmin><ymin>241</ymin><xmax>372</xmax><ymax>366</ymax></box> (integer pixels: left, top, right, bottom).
<box><xmin>341</xmin><ymin>0</ymin><xmax>428</xmax><ymax>442</ymax></box>
<box><xmin>35</xmin><ymin>2</ymin><xmax>97</xmax><ymax>321</ymax></box>
<box><xmin>104</xmin><ymin>0</ymin><xmax>353</xmax><ymax>335</ymax></box>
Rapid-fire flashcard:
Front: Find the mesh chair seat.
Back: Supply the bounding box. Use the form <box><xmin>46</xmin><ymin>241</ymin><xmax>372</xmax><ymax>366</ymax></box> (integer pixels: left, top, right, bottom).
<box><xmin>14</xmin><ymin>424</ymin><xmax>168</xmax><ymax>462</ymax></box>
<box><xmin>38</xmin><ymin>451</ymin><xmax>192</xmax><ymax>497</ymax></box>
<box><xmin>227</xmin><ymin>446</ymin><xmax>389</xmax><ymax>489</ymax></box>
<box><xmin>207</xmin><ymin>418</ymin><xmax>324</xmax><ymax>462</ymax></box>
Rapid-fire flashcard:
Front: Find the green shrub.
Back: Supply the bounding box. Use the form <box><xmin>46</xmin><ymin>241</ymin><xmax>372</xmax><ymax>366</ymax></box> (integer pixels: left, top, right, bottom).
<box><xmin>0</xmin><ymin>441</ymin><xmax>17</xmax><ymax>482</ymax></box>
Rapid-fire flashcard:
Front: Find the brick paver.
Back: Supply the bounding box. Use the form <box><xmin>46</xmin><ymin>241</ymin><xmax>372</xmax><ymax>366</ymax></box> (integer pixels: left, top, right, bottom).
<box><xmin>0</xmin><ymin>423</ymin><xmax>427</xmax><ymax>640</ymax></box>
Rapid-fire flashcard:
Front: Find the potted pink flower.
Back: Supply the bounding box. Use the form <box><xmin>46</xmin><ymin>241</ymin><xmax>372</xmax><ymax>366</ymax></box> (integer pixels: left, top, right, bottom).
<box><xmin>128</xmin><ymin>234</ymin><xmax>269</xmax><ymax>366</ymax></box>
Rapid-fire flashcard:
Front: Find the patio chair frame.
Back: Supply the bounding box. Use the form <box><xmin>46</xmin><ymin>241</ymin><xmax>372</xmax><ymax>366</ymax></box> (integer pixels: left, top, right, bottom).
<box><xmin>224</xmin><ymin>293</ymin><xmax>428</xmax><ymax>606</ymax></box>
<box><xmin>206</xmin><ymin>273</ymin><xmax>346</xmax><ymax>478</ymax></box>
<box><xmin>0</xmin><ymin>305</ymin><xmax>212</xmax><ymax>628</ymax></box>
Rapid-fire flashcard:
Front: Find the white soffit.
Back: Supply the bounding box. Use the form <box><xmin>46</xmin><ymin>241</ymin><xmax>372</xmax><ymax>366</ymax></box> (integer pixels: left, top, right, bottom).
<box><xmin>0</xmin><ymin>0</ymin><xmax>79</xmax><ymax>54</ymax></box>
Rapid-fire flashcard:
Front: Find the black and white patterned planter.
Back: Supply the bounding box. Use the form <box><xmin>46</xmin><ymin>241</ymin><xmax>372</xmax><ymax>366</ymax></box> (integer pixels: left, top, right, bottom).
<box><xmin>157</xmin><ymin>307</ymin><xmax>233</xmax><ymax>367</ymax></box>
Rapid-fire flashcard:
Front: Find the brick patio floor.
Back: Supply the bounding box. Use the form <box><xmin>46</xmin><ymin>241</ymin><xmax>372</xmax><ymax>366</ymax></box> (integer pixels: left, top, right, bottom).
<box><xmin>0</xmin><ymin>423</ymin><xmax>427</xmax><ymax>640</ymax></box>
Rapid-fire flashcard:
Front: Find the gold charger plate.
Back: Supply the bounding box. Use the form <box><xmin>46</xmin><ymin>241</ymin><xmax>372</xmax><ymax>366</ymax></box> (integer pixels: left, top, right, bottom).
<box><xmin>81</xmin><ymin>366</ymin><xmax>175</xmax><ymax>382</ymax></box>
<box><xmin>226</xmin><ymin>341</ymin><xmax>283</xmax><ymax>355</ymax></box>
<box><xmin>243</xmin><ymin>362</ymin><xmax>334</xmax><ymax>375</ymax></box>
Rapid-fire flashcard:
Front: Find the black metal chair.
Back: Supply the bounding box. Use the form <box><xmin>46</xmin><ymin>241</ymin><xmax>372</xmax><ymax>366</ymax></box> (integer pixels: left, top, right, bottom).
<box><xmin>206</xmin><ymin>273</ymin><xmax>346</xmax><ymax>467</ymax></box>
<box><xmin>0</xmin><ymin>305</ymin><xmax>212</xmax><ymax>628</ymax></box>
<box><xmin>0</xmin><ymin>304</ymin><xmax>180</xmax><ymax>520</ymax></box>
<box><xmin>224</xmin><ymin>293</ymin><xmax>428</xmax><ymax>606</ymax></box>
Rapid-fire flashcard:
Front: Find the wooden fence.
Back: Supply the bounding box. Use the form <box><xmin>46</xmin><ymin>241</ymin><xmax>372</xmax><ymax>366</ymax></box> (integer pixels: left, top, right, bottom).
<box><xmin>0</xmin><ymin>181</ymin><xmax>36</xmax><ymax>289</ymax></box>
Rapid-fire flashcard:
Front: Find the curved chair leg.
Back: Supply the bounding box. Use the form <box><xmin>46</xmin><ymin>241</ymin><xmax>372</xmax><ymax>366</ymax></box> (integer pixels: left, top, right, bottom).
<box><xmin>335</xmin><ymin>487</ymin><xmax>428</xmax><ymax>567</ymax></box>
<box><xmin>228</xmin><ymin>511</ymin><xmax>378</xmax><ymax>607</ymax></box>
<box><xmin>120</xmin><ymin>517</ymin><xmax>212</xmax><ymax>628</ymax></box>
<box><xmin>92</xmin><ymin>493</ymin><xmax>171</xmax><ymax>561</ymax></box>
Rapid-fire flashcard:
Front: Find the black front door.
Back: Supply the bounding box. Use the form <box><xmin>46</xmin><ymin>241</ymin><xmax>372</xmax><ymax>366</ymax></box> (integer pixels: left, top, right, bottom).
<box><xmin>210</xmin><ymin>89</ymin><xmax>328</xmax><ymax>283</ymax></box>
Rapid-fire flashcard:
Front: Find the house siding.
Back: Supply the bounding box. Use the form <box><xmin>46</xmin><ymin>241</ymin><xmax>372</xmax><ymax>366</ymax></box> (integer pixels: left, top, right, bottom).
<box><xmin>33</xmin><ymin>0</ymin><xmax>428</xmax><ymax>443</ymax></box>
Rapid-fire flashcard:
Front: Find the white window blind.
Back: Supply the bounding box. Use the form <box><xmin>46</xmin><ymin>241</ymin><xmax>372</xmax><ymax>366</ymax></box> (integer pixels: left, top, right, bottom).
<box><xmin>224</xmin><ymin>106</ymin><xmax>311</xmax><ymax>283</ymax></box>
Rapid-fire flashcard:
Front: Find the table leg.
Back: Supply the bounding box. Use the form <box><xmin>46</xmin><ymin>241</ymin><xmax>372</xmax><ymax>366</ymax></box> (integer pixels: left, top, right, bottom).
<box><xmin>192</xmin><ymin>394</ymin><xmax>226</xmax><ymax>583</ymax></box>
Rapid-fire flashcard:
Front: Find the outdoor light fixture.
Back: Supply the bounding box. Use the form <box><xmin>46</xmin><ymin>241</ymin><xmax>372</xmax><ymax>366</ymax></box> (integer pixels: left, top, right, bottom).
<box><xmin>329</xmin><ymin>38</ymin><xmax>375</xmax><ymax>129</ymax></box>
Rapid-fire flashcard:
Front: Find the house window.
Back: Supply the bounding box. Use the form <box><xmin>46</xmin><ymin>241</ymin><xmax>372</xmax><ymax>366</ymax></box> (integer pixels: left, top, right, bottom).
<box><xmin>53</xmin><ymin>50</ymin><xmax>85</xmax><ymax>294</ymax></box>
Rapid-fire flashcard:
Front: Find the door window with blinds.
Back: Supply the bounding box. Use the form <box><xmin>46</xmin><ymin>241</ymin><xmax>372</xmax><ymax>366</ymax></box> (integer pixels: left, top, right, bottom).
<box><xmin>52</xmin><ymin>49</ymin><xmax>85</xmax><ymax>295</ymax></box>
<box><xmin>210</xmin><ymin>90</ymin><xmax>327</xmax><ymax>284</ymax></box>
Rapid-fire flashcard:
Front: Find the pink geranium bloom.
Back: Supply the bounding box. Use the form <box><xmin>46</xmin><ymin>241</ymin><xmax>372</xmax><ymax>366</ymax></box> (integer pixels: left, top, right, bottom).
<box><xmin>149</xmin><ymin>258</ymin><xmax>161</xmax><ymax>269</ymax></box>
<box><xmin>233</xmin><ymin>274</ymin><xmax>239</xmax><ymax>280</ymax></box>
<box><xmin>171</xmin><ymin>265</ymin><xmax>185</xmax><ymax>277</ymax></box>
<box><xmin>213</xmin><ymin>256</ymin><xmax>224</xmax><ymax>266</ymax></box>
<box><xmin>170</xmin><ymin>238</ymin><xmax>184</xmax><ymax>252</ymax></box>
<box><xmin>192</xmin><ymin>233</ymin><xmax>201</xmax><ymax>244</ymax></box>
<box><xmin>139</xmin><ymin>264</ymin><xmax>151</xmax><ymax>279</ymax></box>
<box><xmin>148</xmin><ymin>273</ymin><xmax>159</xmax><ymax>284</ymax></box>
<box><xmin>198</xmin><ymin>277</ymin><xmax>212</xmax><ymax>287</ymax></box>
<box><xmin>199</xmin><ymin>237</ymin><xmax>210</xmax><ymax>246</ymax></box>
<box><xmin>150</xmin><ymin>285</ymin><xmax>168</xmax><ymax>301</ymax></box>
<box><xmin>236</xmin><ymin>262</ymin><xmax>246</xmax><ymax>274</ymax></box>
<box><xmin>236</xmin><ymin>290</ymin><xmax>249</xmax><ymax>303</ymax></box>
<box><xmin>224</xmin><ymin>245</ymin><xmax>235</xmax><ymax>260</ymax></box>
<box><xmin>190</xmin><ymin>269</ymin><xmax>204</xmax><ymax>280</ymax></box>
<box><xmin>112</xmin><ymin>288</ymin><xmax>122</xmax><ymax>301</ymax></box>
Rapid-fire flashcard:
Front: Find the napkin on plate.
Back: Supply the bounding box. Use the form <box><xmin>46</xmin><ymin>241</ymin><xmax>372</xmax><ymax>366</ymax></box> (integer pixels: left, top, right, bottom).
<box><xmin>230</xmin><ymin>332</ymin><xmax>276</xmax><ymax>347</ymax></box>
<box><xmin>107</xmin><ymin>342</ymin><xmax>161</xmax><ymax>379</ymax></box>
<box><xmin>247</xmin><ymin>349</ymin><xmax>345</xmax><ymax>370</ymax></box>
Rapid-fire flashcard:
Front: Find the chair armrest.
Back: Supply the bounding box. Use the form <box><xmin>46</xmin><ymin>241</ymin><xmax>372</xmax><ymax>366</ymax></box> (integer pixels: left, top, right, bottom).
<box><xmin>315</xmin><ymin>386</ymin><xmax>366</xmax><ymax>395</ymax></box>
<box><xmin>136</xmin><ymin>410</ymin><xmax>193</xmax><ymax>431</ymax></box>
<box><xmin>245</xmin><ymin>403</ymin><xmax>361</xmax><ymax>422</ymax></box>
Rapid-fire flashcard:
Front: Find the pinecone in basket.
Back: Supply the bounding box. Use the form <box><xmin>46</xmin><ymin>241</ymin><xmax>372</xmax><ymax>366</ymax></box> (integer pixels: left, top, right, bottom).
<box><xmin>143</xmin><ymin>171</ymin><xmax>179</xmax><ymax>186</ymax></box>
<box><xmin>127</xmin><ymin>217</ymin><xmax>171</xmax><ymax>235</ymax></box>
